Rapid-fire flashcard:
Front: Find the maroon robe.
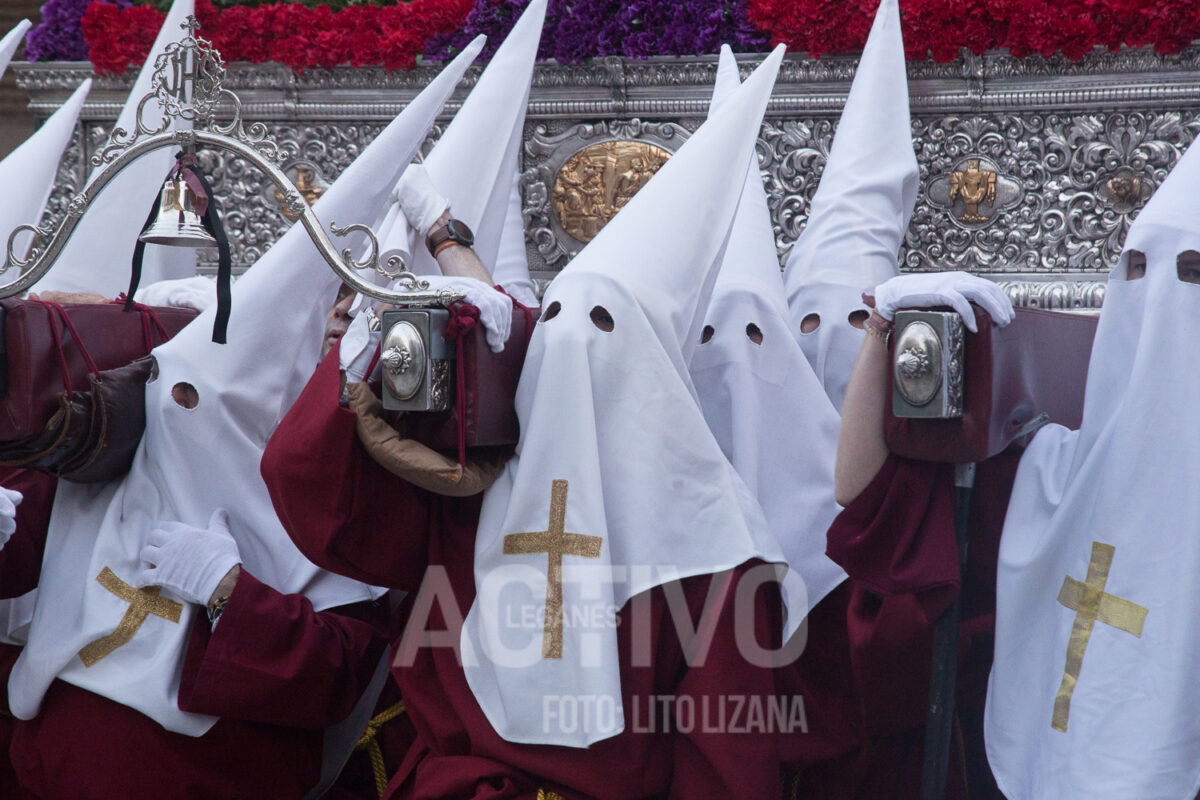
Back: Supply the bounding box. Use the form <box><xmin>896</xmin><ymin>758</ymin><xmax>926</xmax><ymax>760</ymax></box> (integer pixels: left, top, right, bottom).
<box><xmin>8</xmin><ymin>568</ymin><xmax>390</xmax><ymax>799</ymax></box>
<box><xmin>780</xmin><ymin>451</ymin><xmax>1021</xmax><ymax>799</ymax></box>
<box><xmin>0</xmin><ymin>469</ymin><xmax>54</xmax><ymax>797</ymax></box>
<box><xmin>0</xmin><ymin>469</ymin><xmax>55</xmax><ymax>600</ymax></box>
<box><xmin>262</xmin><ymin>348</ymin><xmax>786</xmax><ymax>800</ymax></box>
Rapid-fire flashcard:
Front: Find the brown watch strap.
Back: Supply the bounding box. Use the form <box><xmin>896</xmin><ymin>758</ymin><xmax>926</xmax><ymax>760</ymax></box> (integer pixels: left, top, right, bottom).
<box><xmin>425</xmin><ymin>223</ymin><xmax>453</xmax><ymax>256</ymax></box>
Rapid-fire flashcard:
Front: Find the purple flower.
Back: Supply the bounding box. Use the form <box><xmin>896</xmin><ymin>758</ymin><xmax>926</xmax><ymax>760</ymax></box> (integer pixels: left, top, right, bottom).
<box><xmin>25</xmin><ymin>0</ymin><xmax>130</xmax><ymax>62</ymax></box>
<box><xmin>424</xmin><ymin>0</ymin><xmax>770</xmax><ymax>64</ymax></box>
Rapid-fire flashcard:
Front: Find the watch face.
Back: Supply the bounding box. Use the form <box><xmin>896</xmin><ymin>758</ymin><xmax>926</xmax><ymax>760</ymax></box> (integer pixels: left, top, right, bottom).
<box><xmin>446</xmin><ymin>219</ymin><xmax>475</xmax><ymax>247</ymax></box>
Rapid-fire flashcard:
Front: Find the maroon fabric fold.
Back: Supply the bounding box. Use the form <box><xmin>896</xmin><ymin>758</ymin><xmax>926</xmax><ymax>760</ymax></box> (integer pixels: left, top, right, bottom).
<box><xmin>262</xmin><ymin>347</ymin><xmax>444</xmax><ymax>592</ymax></box>
<box><xmin>264</xmin><ymin>398</ymin><xmax>785</xmax><ymax>799</ymax></box>
<box><xmin>178</xmin><ymin>569</ymin><xmax>388</xmax><ymax>729</ymax></box>
<box><xmin>826</xmin><ymin>455</ymin><xmax>960</xmax><ymax>621</ymax></box>
<box><xmin>0</xmin><ymin>468</ymin><xmax>55</xmax><ymax>600</ymax></box>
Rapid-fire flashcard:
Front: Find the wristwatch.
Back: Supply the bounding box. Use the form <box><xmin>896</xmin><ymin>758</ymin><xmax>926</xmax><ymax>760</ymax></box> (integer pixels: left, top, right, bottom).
<box><xmin>425</xmin><ymin>218</ymin><xmax>475</xmax><ymax>257</ymax></box>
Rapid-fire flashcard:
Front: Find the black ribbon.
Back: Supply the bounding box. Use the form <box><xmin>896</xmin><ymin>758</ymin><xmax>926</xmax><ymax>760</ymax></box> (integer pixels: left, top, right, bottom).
<box><xmin>128</xmin><ymin>153</ymin><xmax>233</xmax><ymax>344</ymax></box>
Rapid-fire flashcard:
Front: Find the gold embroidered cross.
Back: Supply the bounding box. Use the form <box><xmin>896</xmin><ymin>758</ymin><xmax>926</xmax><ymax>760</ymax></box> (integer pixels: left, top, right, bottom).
<box><xmin>503</xmin><ymin>480</ymin><xmax>602</xmax><ymax>659</ymax></box>
<box><xmin>1052</xmin><ymin>541</ymin><xmax>1147</xmax><ymax>732</ymax></box>
<box><xmin>78</xmin><ymin>567</ymin><xmax>184</xmax><ymax>668</ymax></box>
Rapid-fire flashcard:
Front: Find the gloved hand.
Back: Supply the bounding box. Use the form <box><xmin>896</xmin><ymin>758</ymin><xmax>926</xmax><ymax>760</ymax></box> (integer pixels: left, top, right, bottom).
<box><xmin>0</xmin><ymin>487</ymin><xmax>22</xmax><ymax>550</ymax></box>
<box><xmin>423</xmin><ymin>275</ymin><xmax>514</xmax><ymax>352</ymax></box>
<box><xmin>339</xmin><ymin>309</ymin><xmax>382</xmax><ymax>383</ymax></box>
<box><xmin>867</xmin><ymin>271</ymin><xmax>1014</xmax><ymax>333</ymax></box>
<box><xmin>395</xmin><ymin>164</ymin><xmax>450</xmax><ymax>237</ymax></box>
<box><xmin>134</xmin><ymin>276</ymin><xmax>218</xmax><ymax>312</ymax></box>
<box><xmin>135</xmin><ymin>509</ymin><xmax>241</xmax><ymax>607</ymax></box>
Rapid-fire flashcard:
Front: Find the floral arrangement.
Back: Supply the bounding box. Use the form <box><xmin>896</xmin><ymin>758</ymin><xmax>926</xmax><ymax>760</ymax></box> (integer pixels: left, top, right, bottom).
<box><xmin>82</xmin><ymin>0</ymin><xmax>474</xmax><ymax>73</ymax></box>
<box><xmin>24</xmin><ymin>0</ymin><xmax>127</xmax><ymax>62</ymax></box>
<box><xmin>749</xmin><ymin>0</ymin><xmax>1200</xmax><ymax>61</ymax></box>
<box><xmin>426</xmin><ymin>0</ymin><xmax>768</xmax><ymax>63</ymax></box>
<box><xmin>21</xmin><ymin>0</ymin><xmax>1200</xmax><ymax>75</ymax></box>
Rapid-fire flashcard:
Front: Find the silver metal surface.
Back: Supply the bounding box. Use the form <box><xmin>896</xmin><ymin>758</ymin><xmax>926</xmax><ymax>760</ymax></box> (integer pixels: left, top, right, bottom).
<box><xmin>21</xmin><ymin>44</ymin><xmax>1200</xmax><ymax>305</ymax></box>
<box><xmin>894</xmin><ymin>320</ymin><xmax>943</xmax><ymax>408</ymax></box>
<box><xmin>380</xmin><ymin>308</ymin><xmax>455</xmax><ymax>412</ymax></box>
<box><xmin>380</xmin><ymin>320</ymin><xmax>426</xmax><ymax>402</ymax></box>
<box><xmin>139</xmin><ymin>174</ymin><xmax>217</xmax><ymax>246</ymax></box>
<box><xmin>892</xmin><ymin>310</ymin><xmax>965</xmax><ymax>419</ymax></box>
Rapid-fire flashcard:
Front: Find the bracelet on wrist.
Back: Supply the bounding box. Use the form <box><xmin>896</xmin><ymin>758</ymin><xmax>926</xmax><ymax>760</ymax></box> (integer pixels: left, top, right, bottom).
<box><xmin>864</xmin><ymin>310</ymin><xmax>893</xmax><ymax>343</ymax></box>
<box><xmin>207</xmin><ymin>594</ymin><xmax>229</xmax><ymax>623</ymax></box>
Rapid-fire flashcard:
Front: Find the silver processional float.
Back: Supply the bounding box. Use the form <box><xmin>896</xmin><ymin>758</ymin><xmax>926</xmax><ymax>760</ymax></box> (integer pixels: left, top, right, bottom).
<box><xmin>0</xmin><ymin>16</ymin><xmax>467</xmax><ymax>412</ymax></box>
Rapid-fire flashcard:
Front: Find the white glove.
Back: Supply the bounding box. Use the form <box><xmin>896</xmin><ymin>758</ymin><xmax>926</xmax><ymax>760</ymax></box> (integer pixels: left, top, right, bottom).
<box><xmin>423</xmin><ymin>275</ymin><xmax>514</xmax><ymax>353</ymax></box>
<box><xmin>135</xmin><ymin>509</ymin><xmax>241</xmax><ymax>607</ymax></box>
<box><xmin>395</xmin><ymin>164</ymin><xmax>450</xmax><ymax>237</ymax></box>
<box><xmin>340</xmin><ymin>309</ymin><xmax>381</xmax><ymax>383</ymax></box>
<box><xmin>0</xmin><ymin>487</ymin><xmax>22</xmax><ymax>550</ymax></box>
<box><xmin>868</xmin><ymin>271</ymin><xmax>1014</xmax><ymax>333</ymax></box>
<box><xmin>133</xmin><ymin>276</ymin><xmax>218</xmax><ymax>312</ymax></box>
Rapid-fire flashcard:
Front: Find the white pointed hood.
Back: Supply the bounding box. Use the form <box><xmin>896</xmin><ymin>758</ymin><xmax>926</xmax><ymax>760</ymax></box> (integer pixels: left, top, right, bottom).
<box><xmin>377</xmin><ymin>0</ymin><xmax>546</xmax><ymax>278</ymax></box>
<box><xmin>782</xmin><ymin>0</ymin><xmax>917</xmax><ymax>412</ymax></box>
<box><xmin>985</xmin><ymin>132</ymin><xmax>1200</xmax><ymax>798</ymax></box>
<box><xmin>36</xmin><ymin>0</ymin><xmax>196</xmax><ymax>296</ymax></box>
<box><xmin>10</xmin><ymin>45</ymin><xmax>478</xmax><ymax>738</ymax></box>
<box><xmin>690</xmin><ymin>47</ymin><xmax>845</xmax><ymax>643</ymax></box>
<box><xmin>0</xmin><ymin>79</ymin><xmax>91</xmax><ymax>256</ymax></box>
<box><xmin>491</xmin><ymin>173</ymin><xmax>538</xmax><ymax>307</ymax></box>
<box><xmin>0</xmin><ymin>20</ymin><xmax>31</xmax><ymax>81</ymax></box>
<box><xmin>461</xmin><ymin>45</ymin><xmax>788</xmax><ymax>749</ymax></box>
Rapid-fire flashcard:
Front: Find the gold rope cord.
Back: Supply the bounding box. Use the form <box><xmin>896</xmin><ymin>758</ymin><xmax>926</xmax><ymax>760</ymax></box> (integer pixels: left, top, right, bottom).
<box><xmin>355</xmin><ymin>700</ymin><xmax>407</xmax><ymax>798</ymax></box>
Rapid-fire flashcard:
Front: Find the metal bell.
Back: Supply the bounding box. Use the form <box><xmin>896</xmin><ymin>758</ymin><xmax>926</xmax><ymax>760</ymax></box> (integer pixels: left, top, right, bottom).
<box><xmin>138</xmin><ymin>175</ymin><xmax>217</xmax><ymax>247</ymax></box>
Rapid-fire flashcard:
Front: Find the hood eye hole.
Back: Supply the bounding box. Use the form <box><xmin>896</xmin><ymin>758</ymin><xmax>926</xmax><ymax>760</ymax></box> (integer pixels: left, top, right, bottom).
<box><xmin>847</xmin><ymin>309</ymin><xmax>869</xmax><ymax>329</ymax></box>
<box><xmin>745</xmin><ymin>323</ymin><xmax>763</xmax><ymax>345</ymax></box>
<box><xmin>1177</xmin><ymin>250</ymin><xmax>1200</xmax><ymax>285</ymax></box>
<box><xmin>590</xmin><ymin>306</ymin><xmax>614</xmax><ymax>332</ymax></box>
<box><xmin>540</xmin><ymin>301</ymin><xmax>561</xmax><ymax>322</ymax></box>
<box><xmin>1126</xmin><ymin>250</ymin><xmax>1147</xmax><ymax>281</ymax></box>
<box><xmin>172</xmin><ymin>382</ymin><xmax>199</xmax><ymax>409</ymax></box>
<box><xmin>700</xmin><ymin>325</ymin><xmax>714</xmax><ymax>344</ymax></box>
<box><xmin>800</xmin><ymin>313</ymin><xmax>820</xmax><ymax>334</ymax></box>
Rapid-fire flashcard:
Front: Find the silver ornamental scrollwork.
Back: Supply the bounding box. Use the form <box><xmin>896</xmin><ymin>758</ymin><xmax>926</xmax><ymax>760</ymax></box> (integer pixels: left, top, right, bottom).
<box><xmin>429</xmin><ymin>359</ymin><xmax>453</xmax><ymax>412</ymax></box>
<box><xmin>31</xmin><ymin>45</ymin><xmax>1200</xmax><ymax>309</ymax></box>
<box><xmin>1058</xmin><ymin>112</ymin><xmax>1196</xmax><ymax>270</ymax></box>
<box><xmin>2</xmin><ymin>17</ymin><xmax>448</xmax><ymax>306</ymax></box>
<box><xmin>944</xmin><ymin>314</ymin><xmax>964</xmax><ymax>418</ymax></box>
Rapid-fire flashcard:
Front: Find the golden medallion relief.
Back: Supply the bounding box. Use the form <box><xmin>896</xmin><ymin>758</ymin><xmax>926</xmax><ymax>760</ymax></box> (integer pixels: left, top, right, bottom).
<box><xmin>552</xmin><ymin>141</ymin><xmax>672</xmax><ymax>243</ymax></box>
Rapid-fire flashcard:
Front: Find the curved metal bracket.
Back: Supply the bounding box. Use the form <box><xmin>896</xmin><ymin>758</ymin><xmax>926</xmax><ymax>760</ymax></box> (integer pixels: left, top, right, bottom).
<box><xmin>1</xmin><ymin>130</ymin><xmax>454</xmax><ymax>305</ymax></box>
<box><xmin>1</xmin><ymin>16</ymin><xmax>460</xmax><ymax>308</ymax></box>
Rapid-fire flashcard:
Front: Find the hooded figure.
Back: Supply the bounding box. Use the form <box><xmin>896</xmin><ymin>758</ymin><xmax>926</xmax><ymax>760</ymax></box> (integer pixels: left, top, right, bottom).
<box><xmin>8</xmin><ymin>37</ymin><xmax>482</xmax><ymax>737</ymax></box>
<box><xmin>985</xmin><ymin>134</ymin><xmax>1200</xmax><ymax>799</ymax></box>
<box><xmin>782</xmin><ymin>0</ymin><xmax>918</xmax><ymax>413</ymax></box>
<box><xmin>340</xmin><ymin>0</ymin><xmax>544</xmax><ymax>379</ymax></box>
<box><xmin>461</xmin><ymin>44</ymin><xmax>789</xmax><ymax>749</ymax></box>
<box><xmin>0</xmin><ymin>20</ymin><xmax>30</xmax><ymax>80</ymax></box>
<box><xmin>0</xmin><ymin>78</ymin><xmax>91</xmax><ymax>257</ymax></box>
<box><xmin>689</xmin><ymin>46</ymin><xmax>845</xmax><ymax>645</ymax></box>
<box><xmin>375</xmin><ymin>0</ymin><xmax>545</xmax><ymax>283</ymax></box>
<box><xmin>34</xmin><ymin>0</ymin><xmax>197</xmax><ymax>296</ymax></box>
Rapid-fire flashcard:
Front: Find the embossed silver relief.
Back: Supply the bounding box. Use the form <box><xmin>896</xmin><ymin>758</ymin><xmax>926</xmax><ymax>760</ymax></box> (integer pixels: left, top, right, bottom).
<box><xmin>927</xmin><ymin>155</ymin><xmax>1022</xmax><ymax>227</ymax></box>
<box><xmin>27</xmin><ymin>47</ymin><xmax>1200</xmax><ymax>308</ymax></box>
<box><xmin>429</xmin><ymin>359</ymin><xmax>453</xmax><ymax>412</ymax></box>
